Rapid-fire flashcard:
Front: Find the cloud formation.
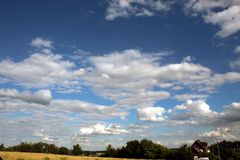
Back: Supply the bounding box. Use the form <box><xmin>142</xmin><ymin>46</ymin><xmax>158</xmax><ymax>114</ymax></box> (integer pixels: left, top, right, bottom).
<box><xmin>138</xmin><ymin>100</ymin><xmax>240</xmax><ymax>129</ymax></box>
<box><xmin>0</xmin><ymin>52</ymin><xmax>84</xmax><ymax>89</ymax></box>
<box><xmin>106</xmin><ymin>1</ymin><xmax>240</xmax><ymax>38</ymax></box>
<box><xmin>106</xmin><ymin>0</ymin><xmax>173</xmax><ymax>20</ymax></box>
<box><xmin>86</xmin><ymin>49</ymin><xmax>240</xmax><ymax>96</ymax></box>
<box><xmin>0</xmin><ymin>89</ymin><xmax>52</xmax><ymax>105</ymax></box>
<box><xmin>185</xmin><ymin>0</ymin><xmax>240</xmax><ymax>38</ymax></box>
<box><xmin>1</xmin><ymin>38</ymin><xmax>240</xmax><ymax>149</ymax></box>
<box><xmin>137</xmin><ymin>106</ymin><xmax>166</xmax><ymax>121</ymax></box>
<box><xmin>230</xmin><ymin>45</ymin><xmax>240</xmax><ymax>69</ymax></box>
<box><xmin>31</xmin><ymin>38</ymin><xmax>53</xmax><ymax>49</ymax></box>
<box><xmin>173</xmin><ymin>94</ymin><xmax>208</xmax><ymax>101</ymax></box>
<box><xmin>78</xmin><ymin>123</ymin><xmax>128</xmax><ymax>136</ymax></box>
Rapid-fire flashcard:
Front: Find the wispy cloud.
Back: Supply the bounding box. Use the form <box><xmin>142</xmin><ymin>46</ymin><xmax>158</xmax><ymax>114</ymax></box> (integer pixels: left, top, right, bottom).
<box><xmin>184</xmin><ymin>0</ymin><xmax>240</xmax><ymax>38</ymax></box>
<box><xmin>105</xmin><ymin>0</ymin><xmax>174</xmax><ymax>20</ymax></box>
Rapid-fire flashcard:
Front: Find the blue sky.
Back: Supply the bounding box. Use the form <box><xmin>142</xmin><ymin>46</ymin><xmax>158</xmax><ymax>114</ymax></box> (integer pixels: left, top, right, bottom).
<box><xmin>0</xmin><ymin>0</ymin><xmax>240</xmax><ymax>150</ymax></box>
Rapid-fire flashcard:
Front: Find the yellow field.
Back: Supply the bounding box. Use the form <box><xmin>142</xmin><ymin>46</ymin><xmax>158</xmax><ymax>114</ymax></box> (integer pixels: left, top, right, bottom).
<box><xmin>0</xmin><ymin>152</ymin><xmax>135</xmax><ymax>160</ymax></box>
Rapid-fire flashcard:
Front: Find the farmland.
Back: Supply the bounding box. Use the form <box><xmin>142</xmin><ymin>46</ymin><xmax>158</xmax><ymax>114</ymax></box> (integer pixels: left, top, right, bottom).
<box><xmin>0</xmin><ymin>152</ymin><xmax>136</xmax><ymax>160</ymax></box>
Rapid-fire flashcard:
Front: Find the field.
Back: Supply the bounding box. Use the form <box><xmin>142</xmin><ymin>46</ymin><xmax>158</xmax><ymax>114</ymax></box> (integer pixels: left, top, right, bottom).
<box><xmin>0</xmin><ymin>152</ymin><xmax>136</xmax><ymax>160</ymax></box>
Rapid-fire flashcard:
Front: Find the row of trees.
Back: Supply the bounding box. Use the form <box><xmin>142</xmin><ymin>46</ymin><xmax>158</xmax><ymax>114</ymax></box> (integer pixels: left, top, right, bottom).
<box><xmin>210</xmin><ymin>141</ymin><xmax>240</xmax><ymax>160</ymax></box>
<box><xmin>104</xmin><ymin>139</ymin><xmax>240</xmax><ymax>160</ymax></box>
<box><xmin>1</xmin><ymin>140</ymin><xmax>240</xmax><ymax>159</ymax></box>
<box><xmin>0</xmin><ymin>142</ymin><xmax>82</xmax><ymax>156</ymax></box>
<box><xmin>105</xmin><ymin>139</ymin><xmax>171</xmax><ymax>159</ymax></box>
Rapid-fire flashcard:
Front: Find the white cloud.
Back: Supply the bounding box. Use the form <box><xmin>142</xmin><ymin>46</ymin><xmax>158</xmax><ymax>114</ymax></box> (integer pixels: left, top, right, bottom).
<box><xmin>169</xmin><ymin>100</ymin><xmax>218</xmax><ymax>125</ymax></box>
<box><xmin>0</xmin><ymin>97</ymin><xmax>129</xmax><ymax>148</ymax></box>
<box><xmin>106</xmin><ymin>0</ymin><xmax>173</xmax><ymax>20</ymax></box>
<box><xmin>86</xmin><ymin>49</ymin><xmax>211</xmax><ymax>93</ymax></box>
<box><xmin>31</xmin><ymin>38</ymin><xmax>53</xmax><ymax>49</ymax></box>
<box><xmin>204</xmin><ymin>5</ymin><xmax>240</xmax><ymax>38</ymax></box>
<box><xmin>79</xmin><ymin>123</ymin><xmax>128</xmax><ymax>136</ymax></box>
<box><xmin>200</xmin><ymin>127</ymin><xmax>237</xmax><ymax>141</ymax></box>
<box><xmin>185</xmin><ymin>0</ymin><xmax>240</xmax><ymax>38</ymax></box>
<box><xmin>85</xmin><ymin>49</ymin><xmax>173</xmax><ymax>108</ymax></box>
<box><xmin>0</xmin><ymin>98</ymin><xmax>44</xmax><ymax>112</ymax></box>
<box><xmin>137</xmin><ymin>106</ymin><xmax>166</xmax><ymax>121</ymax></box>
<box><xmin>86</xmin><ymin>49</ymin><xmax>240</xmax><ymax>99</ymax></box>
<box><xmin>174</xmin><ymin>100</ymin><xmax>214</xmax><ymax>113</ymax></box>
<box><xmin>0</xmin><ymin>53</ymin><xmax>84</xmax><ymax>88</ymax></box>
<box><xmin>0</xmin><ymin>89</ymin><xmax>52</xmax><ymax>105</ymax></box>
<box><xmin>230</xmin><ymin>45</ymin><xmax>240</xmax><ymax>69</ymax></box>
<box><xmin>173</xmin><ymin>94</ymin><xmax>208</xmax><ymax>101</ymax></box>
<box><xmin>219</xmin><ymin>101</ymin><xmax>240</xmax><ymax>124</ymax></box>
<box><xmin>138</xmin><ymin>100</ymin><xmax>240</xmax><ymax>126</ymax></box>
<box><xmin>199</xmin><ymin>124</ymin><xmax>240</xmax><ymax>143</ymax></box>
<box><xmin>235</xmin><ymin>45</ymin><xmax>240</xmax><ymax>54</ymax></box>
<box><xmin>50</xmin><ymin>99</ymin><xmax>128</xmax><ymax>119</ymax></box>
<box><xmin>127</xmin><ymin>123</ymin><xmax>150</xmax><ymax>133</ymax></box>
<box><xmin>33</xmin><ymin>129</ymin><xmax>56</xmax><ymax>142</ymax></box>
<box><xmin>117</xmin><ymin>90</ymin><xmax>170</xmax><ymax>108</ymax></box>
<box><xmin>230</xmin><ymin>58</ymin><xmax>240</xmax><ymax>69</ymax></box>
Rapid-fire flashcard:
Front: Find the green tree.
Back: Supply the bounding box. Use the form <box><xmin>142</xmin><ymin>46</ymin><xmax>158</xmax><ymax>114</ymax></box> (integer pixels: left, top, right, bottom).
<box><xmin>173</xmin><ymin>144</ymin><xmax>195</xmax><ymax>160</ymax></box>
<box><xmin>58</xmin><ymin>146</ymin><xmax>70</xmax><ymax>155</ymax></box>
<box><xmin>71</xmin><ymin>144</ymin><xmax>82</xmax><ymax>155</ymax></box>
<box><xmin>0</xmin><ymin>144</ymin><xmax>4</xmax><ymax>151</ymax></box>
<box><xmin>105</xmin><ymin>144</ymin><xmax>116</xmax><ymax>157</ymax></box>
<box><xmin>125</xmin><ymin>140</ymin><xmax>142</xmax><ymax>158</ymax></box>
<box><xmin>140</xmin><ymin>139</ymin><xmax>156</xmax><ymax>158</ymax></box>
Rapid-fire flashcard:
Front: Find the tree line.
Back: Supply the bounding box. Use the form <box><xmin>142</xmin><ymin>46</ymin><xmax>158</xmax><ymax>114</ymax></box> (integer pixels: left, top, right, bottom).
<box><xmin>0</xmin><ymin>142</ymin><xmax>82</xmax><ymax>156</ymax></box>
<box><xmin>0</xmin><ymin>140</ymin><xmax>240</xmax><ymax>159</ymax></box>
<box><xmin>103</xmin><ymin>139</ymin><xmax>240</xmax><ymax>160</ymax></box>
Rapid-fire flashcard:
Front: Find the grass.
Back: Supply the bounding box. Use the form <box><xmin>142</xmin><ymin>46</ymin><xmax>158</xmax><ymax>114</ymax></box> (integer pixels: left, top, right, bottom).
<box><xmin>0</xmin><ymin>151</ymin><xmax>135</xmax><ymax>160</ymax></box>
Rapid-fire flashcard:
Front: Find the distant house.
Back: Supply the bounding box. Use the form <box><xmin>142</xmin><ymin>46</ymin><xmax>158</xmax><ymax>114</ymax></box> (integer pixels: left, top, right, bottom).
<box><xmin>191</xmin><ymin>139</ymin><xmax>210</xmax><ymax>154</ymax></box>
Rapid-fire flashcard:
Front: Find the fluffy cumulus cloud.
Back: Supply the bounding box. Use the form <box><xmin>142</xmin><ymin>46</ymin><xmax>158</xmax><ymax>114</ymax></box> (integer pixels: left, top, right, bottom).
<box><xmin>31</xmin><ymin>38</ymin><xmax>53</xmax><ymax>54</ymax></box>
<box><xmin>85</xmin><ymin>49</ymin><xmax>240</xmax><ymax>99</ymax></box>
<box><xmin>137</xmin><ymin>100</ymin><xmax>240</xmax><ymax>130</ymax></box>
<box><xmin>200</xmin><ymin>127</ymin><xmax>238</xmax><ymax>142</ymax></box>
<box><xmin>78</xmin><ymin>123</ymin><xmax>128</xmax><ymax>136</ymax></box>
<box><xmin>170</xmin><ymin>100</ymin><xmax>218</xmax><ymax>125</ymax></box>
<box><xmin>31</xmin><ymin>38</ymin><xmax>53</xmax><ymax>49</ymax></box>
<box><xmin>137</xmin><ymin>106</ymin><xmax>166</xmax><ymax>121</ymax></box>
<box><xmin>106</xmin><ymin>0</ymin><xmax>174</xmax><ymax>20</ymax></box>
<box><xmin>0</xmin><ymin>41</ymin><xmax>85</xmax><ymax>90</ymax></box>
<box><xmin>185</xmin><ymin>0</ymin><xmax>240</xmax><ymax>38</ymax></box>
<box><xmin>0</xmin><ymin>89</ymin><xmax>52</xmax><ymax>105</ymax></box>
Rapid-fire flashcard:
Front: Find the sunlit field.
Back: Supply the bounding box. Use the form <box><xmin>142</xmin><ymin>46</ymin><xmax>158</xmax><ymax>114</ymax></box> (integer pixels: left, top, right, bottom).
<box><xmin>0</xmin><ymin>152</ymin><xmax>137</xmax><ymax>160</ymax></box>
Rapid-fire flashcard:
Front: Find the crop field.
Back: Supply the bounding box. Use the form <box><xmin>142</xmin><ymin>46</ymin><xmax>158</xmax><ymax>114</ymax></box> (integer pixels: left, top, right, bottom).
<box><xmin>0</xmin><ymin>152</ymin><xmax>136</xmax><ymax>160</ymax></box>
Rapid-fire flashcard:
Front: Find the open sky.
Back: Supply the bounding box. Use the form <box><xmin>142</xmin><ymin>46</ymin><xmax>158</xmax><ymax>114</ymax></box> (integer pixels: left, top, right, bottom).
<box><xmin>0</xmin><ymin>0</ymin><xmax>240</xmax><ymax>150</ymax></box>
